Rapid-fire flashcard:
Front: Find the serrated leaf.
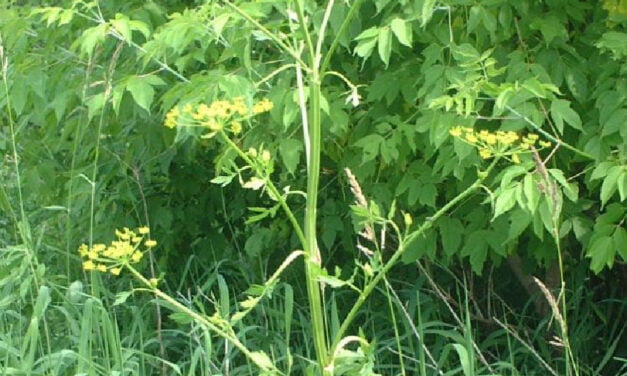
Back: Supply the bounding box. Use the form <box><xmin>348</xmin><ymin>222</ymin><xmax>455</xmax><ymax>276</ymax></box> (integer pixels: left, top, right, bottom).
<box><xmin>591</xmin><ymin>161</ymin><xmax>614</xmax><ymax>180</ymax></box>
<box><xmin>113</xmin><ymin>291</ymin><xmax>132</xmax><ymax>306</ymax></box>
<box><xmin>242</xmin><ymin>177</ymin><xmax>265</xmax><ymax>190</ymax></box>
<box><xmin>587</xmin><ymin>236</ymin><xmax>614</xmax><ymax>273</ymax></box>
<box><xmin>523</xmin><ymin>173</ymin><xmax>540</xmax><ymax>213</ymax></box>
<box><xmin>439</xmin><ymin>217</ymin><xmax>463</xmax><ymax>256</ymax></box>
<box><xmin>126</xmin><ymin>75</ymin><xmax>159</xmax><ymax>112</ymax></box>
<box><xmin>78</xmin><ymin>23</ymin><xmax>108</xmax><ymax>58</ymax></box>
<box><xmin>548</xmin><ymin>169</ymin><xmax>578</xmax><ymax>201</ymax></box>
<box><xmin>390</xmin><ymin>18</ymin><xmax>412</xmax><ymax>47</ymax></box>
<box><xmin>377</xmin><ymin>27</ymin><xmax>392</xmax><ymax>67</ymax></box>
<box><xmin>601</xmin><ymin>166</ymin><xmax>622</xmax><ymax>208</ymax></box>
<box><xmin>493</xmin><ymin>187</ymin><xmax>517</xmax><ymax>219</ymax></box>
<box><xmin>354</xmin><ymin>134</ymin><xmax>384</xmax><ymax>163</ymax></box>
<box><xmin>462</xmin><ymin>231</ymin><xmax>489</xmax><ymax>275</ymax></box>
<box><xmin>551</xmin><ymin>99</ymin><xmax>582</xmax><ymax>133</ymax></box>
<box><xmin>110</xmin><ymin>13</ymin><xmax>132</xmax><ymax>42</ymax></box>
<box><xmin>613</xmin><ymin>228</ymin><xmax>627</xmax><ymax>260</ymax></box>
<box><xmin>421</xmin><ymin>0</ymin><xmax>437</xmax><ymax>27</ymax></box>
<box><xmin>279</xmin><ymin>138</ymin><xmax>302</xmax><ymax>174</ymax></box>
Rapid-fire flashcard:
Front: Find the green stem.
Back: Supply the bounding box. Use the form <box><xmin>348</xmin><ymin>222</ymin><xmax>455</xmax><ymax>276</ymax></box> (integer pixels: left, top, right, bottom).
<box><xmin>330</xmin><ymin>158</ymin><xmax>500</xmax><ymax>352</ymax></box>
<box><xmin>219</xmin><ymin>132</ymin><xmax>307</xmax><ymax>247</ymax></box>
<box><xmin>223</xmin><ymin>0</ymin><xmax>309</xmax><ymax>70</ymax></box>
<box><xmin>306</xmin><ymin>74</ymin><xmax>330</xmax><ymax>375</ymax></box>
<box><xmin>125</xmin><ymin>266</ymin><xmax>283</xmax><ymax>375</ymax></box>
<box><xmin>320</xmin><ymin>0</ymin><xmax>365</xmax><ymax>73</ymax></box>
<box><xmin>505</xmin><ymin>104</ymin><xmax>594</xmax><ymax>160</ymax></box>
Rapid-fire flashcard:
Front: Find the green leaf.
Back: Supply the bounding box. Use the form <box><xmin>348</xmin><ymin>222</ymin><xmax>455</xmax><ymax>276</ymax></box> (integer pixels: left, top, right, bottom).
<box><xmin>601</xmin><ymin>166</ymin><xmax>622</xmax><ymax>208</ymax></box>
<box><xmin>279</xmin><ymin>138</ymin><xmax>303</xmax><ymax>174</ymax></box>
<box><xmin>548</xmin><ymin>169</ymin><xmax>578</xmax><ymax>201</ymax></box>
<box><xmin>617</xmin><ymin>171</ymin><xmax>627</xmax><ymax>202</ymax></box>
<box><xmin>523</xmin><ymin>173</ymin><xmax>540</xmax><ymax>213</ymax></box>
<box><xmin>530</xmin><ymin>15</ymin><xmax>568</xmax><ymax>44</ymax></box>
<box><xmin>596</xmin><ymin>31</ymin><xmax>627</xmax><ymax>60</ymax></box>
<box><xmin>439</xmin><ymin>217</ymin><xmax>463</xmax><ymax>256</ymax></box>
<box><xmin>377</xmin><ymin>27</ymin><xmax>392</xmax><ymax>67</ymax></box>
<box><xmin>390</xmin><ymin>18</ymin><xmax>412</xmax><ymax>47</ymax></box>
<box><xmin>354</xmin><ymin>27</ymin><xmax>378</xmax><ymax>59</ymax></box>
<box><xmin>250</xmin><ymin>351</ymin><xmax>274</xmax><ymax>370</ymax></box>
<box><xmin>493</xmin><ymin>187</ymin><xmax>517</xmax><ymax>219</ymax></box>
<box><xmin>591</xmin><ymin>161</ymin><xmax>614</xmax><ymax>180</ymax></box>
<box><xmin>551</xmin><ymin>99</ymin><xmax>582</xmax><ymax>133</ymax></box>
<box><xmin>462</xmin><ymin>231</ymin><xmax>489</xmax><ymax>275</ymax></box>
<box><xmin>613</xmin><ymin>228</ymin><xmax>627</xmax><ymax>260</ymax></box>
<box><xmin>354</xmin><ymin>134</ymin><xmax>384</xmax><ymax>163</ymax></box>
<box><xmin>452</xmin><ymin>344</ymin><xmax>472</xmax><ymax>376</ymax></box>
<box><xmin>110</xmin><ymin>13</ymin><xmax>133</xmax><ymax>42</ymax></box>
<box><xmin>77</xmin><ymin>23</ymin><xmax>108</xmax><ymax>58</ymax></box>
<box><xmin>421</xmin><ymin>0</ymin><xmax>437</xmax><ymax>27</ymax></box>
<box><xmin>113</xmin><ymin>291</ymin><xmax>132</xmax><ymax>306</ymax></box>
<box><xmin>587</xmin><ymin>236</ymin><xmax>614</xmax><ymax>273</ymax></box>
<box><xmin>126</xmin><ymin>75</ymin><xmax>164</xmax><ymax>112</ymax></box>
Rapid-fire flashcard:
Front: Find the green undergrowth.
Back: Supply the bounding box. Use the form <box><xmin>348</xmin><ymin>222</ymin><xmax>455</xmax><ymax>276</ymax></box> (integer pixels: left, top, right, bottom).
<box><xmin>1</xmin><ymin>0</ymin><xmax>626</xmax><ymax>375</ymax></box>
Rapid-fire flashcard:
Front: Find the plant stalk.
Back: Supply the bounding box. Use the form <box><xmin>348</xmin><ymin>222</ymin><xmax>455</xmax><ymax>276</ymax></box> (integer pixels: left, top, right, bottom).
<box><xmin>330</xmin><ymin>158</ymin><xmax>500</xmax><ymax>352</ymax></box>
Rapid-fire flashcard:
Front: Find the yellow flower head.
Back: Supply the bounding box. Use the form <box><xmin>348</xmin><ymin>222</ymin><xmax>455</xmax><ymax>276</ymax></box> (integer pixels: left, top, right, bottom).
<box><xmin>145</xmin><ymin>239</ymin><xmax>157</xmax><ymax>248</ymax></box>
<box><xmin>449</xmin><ymin>127</ymin><xmax>463</xmax><ymax>137</ymax></box>
<box><xmin>110</xmin><ymin>267</ymin><xmax>121</xmax><ymax>276</ymax></box>
<box><xmin>83</xmin><ymin>260</ymin><xmax>96</xmax><ymax>271</ymax></box>
<box><xmin>164</xmin><ymin>107</ymin><xmax>180</xmax><ymax>128</ymax></box>
<box><xmin>131</xmin><ymin>251</ymin><xmax>143</xmax><ymax>263</ymax></box>
<box><xmin>511</xmin><ymin>153</ymin><xmax>521</xmax><ymax>164</ymax></box>
<box><xmin>479</xmin><ymin>148</ymin><xmax>492</xmax><ymax>159</ymax></box>
<box><xmin>138</xmin><ymin>226</ymin><xmax>150</xmax><ymax>235</ymax></box>
<box><xmin>231</xmin><ymin>121</ymin><xmax>242</xmax><ymax>135</ymax></box>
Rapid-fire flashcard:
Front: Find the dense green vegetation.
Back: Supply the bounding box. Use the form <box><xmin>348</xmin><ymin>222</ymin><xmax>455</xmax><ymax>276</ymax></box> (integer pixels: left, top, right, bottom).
<box><xmin>1</xmin><ymin>0</ymin><xmax>626</xmax><ymax>375</ymax></box>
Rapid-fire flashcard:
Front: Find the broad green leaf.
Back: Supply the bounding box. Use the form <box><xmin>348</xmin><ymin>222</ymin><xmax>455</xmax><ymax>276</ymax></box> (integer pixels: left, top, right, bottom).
<box><xmin>601</xmin><ymin>109</ymin><xmax>627</xmax><ymax>136</ymax></box>
<box><xmin>523</xmin><ymin>173</ymin><xmax>540</xmax><ymax>213</ymax></box>
<box><xmin>125</xmin><ymin>75</ymin><xmax>164</xmax><ymax>112</ymax></box>
<box><xmin>551</xmin><ymin>99</ymin><xmax>583</xmax><ymax>132</ymax></box>
<box><xmin>548</xmin><ymin>169</ymin><xmax>578</xmax><ymax>201</ymax></box>
<box><xmin>390</xmin><ymin>18</ymin><xmax>412</xmax><ymax>47</ymax></box>
<box><xmin>493</xmin><ymin>187</ymin><xmax>517</xmax><ymax>219</ymax></box>
<box><xmin>110</xmin><ymin>13</ymin><xmax>132</xmax><ymax>42</ymax></box>
<box><xmin>601</xmin><ymin>166</ymin><xmax>622</xmax><ymax>208</ymax></box>
<box><xmin>613</xmin><ymin>228</ymin><xmax>627</xmax><ymax>260</ymax></box>
<box><xmin>279</xmin><ymin>138</ymin><xmax>303</xmax><ymax>174</ymax></box>
<box><xmin>421</xmin><ymin>0</ymin><xmax>437</xmax><ymax>27</ymax></box>
<box><xmin>439</xmin><ymin>217</ymin><xmax>463</xmax><ymax>256</ymax></box>
<box><xmin>354</xmin><ymin>134</ymin><xmax>384</xmax><ymax>163</ymax></box>
<box><xmin>530</xmin><ymin>15</ymin><xmax>568</xmax><ymax>44</ymax></box>
<box><xmin>596</xmin><ymin>31</ymin><xmax>627</xmax><ymax>60</ymax></box>
<box><xmin>77</xmin><ymin>23</ymin><xmax>108</xmax><ymax>58</ymax></box>
<box><xmin>587</xmin><ymin>236</ymin><xmax>614</xmax><ymax>273</ymax></box>
<box><xmin>591</xmin><ymin>161</ymin><xmax>614</xmax><ymax>180</ymax></box>
<box><xmin>113</xmin><ymin>291</ymin><xmax>132</xmax><ymax>306</ymax></box>
<box><xmin>377</xmin><ymin>27</ymin><xmax>392</xmax><ymax>67</ymax></box>
<box><xmin>462</xmin><ymin>231</ymin><xmax>489</xmax><ymax>275</ymax></box>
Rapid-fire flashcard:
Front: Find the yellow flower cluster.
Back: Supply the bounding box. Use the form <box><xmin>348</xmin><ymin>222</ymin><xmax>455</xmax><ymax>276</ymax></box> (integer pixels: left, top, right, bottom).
<box><xmin>449</xmin><ymin>126</ymin><xmax>551</xmax><ymax>163</ymax></box>
<box><xmin>78</xmin><ymin>227</ymin><xmax>156</xmax><ymax>276</ymax></box>
<box><xmin>163</xmin><ymin>97</ymin><xmax>273</xmax><ymax>134</ymax></box>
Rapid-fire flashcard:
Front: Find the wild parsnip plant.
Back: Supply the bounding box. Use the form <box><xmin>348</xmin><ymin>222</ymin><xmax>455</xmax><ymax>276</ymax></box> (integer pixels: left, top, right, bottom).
<box><xmin>2</xmin><ymin>1</ymin><xmax>627</xmax><ymax>376</ymax></box>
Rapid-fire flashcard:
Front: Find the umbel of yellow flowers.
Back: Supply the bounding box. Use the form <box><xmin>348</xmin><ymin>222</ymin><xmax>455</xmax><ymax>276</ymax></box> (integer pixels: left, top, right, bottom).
<box><xmin>449</xmin><ymin>126</ymin><xmax>551</xmax><ymax>163</ymax></box>
<box><xmin>78</xmin><ymin>227</ymin><xmax>156</xmax><ymax>276</ymax></box>
<box><xmin>164</xmin><ymin>97</ymin><xmax>273</xmax><ymax>135</ymax></box>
